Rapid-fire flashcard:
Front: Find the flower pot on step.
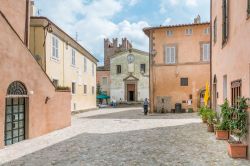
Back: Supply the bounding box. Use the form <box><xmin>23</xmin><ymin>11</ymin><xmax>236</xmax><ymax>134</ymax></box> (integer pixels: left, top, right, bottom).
<box><xmin>207</xmin><ymin>124</ymin><xmax>214</xmax><ymax>132</ymax></box>
<box><xmin>227</xmin><ymin>142</ymin><xmax>248</xmax><ymax>158</ymax></box>
<box><xmin>215</xmin><ymin>130</ymin><xmax>229</xmax><ymax>140</ymax></box>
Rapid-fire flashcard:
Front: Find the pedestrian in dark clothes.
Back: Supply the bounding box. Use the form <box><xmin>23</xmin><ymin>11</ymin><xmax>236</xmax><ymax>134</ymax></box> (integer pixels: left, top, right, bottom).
<box><xmin>143</xmin><ymin>98</ymin><xmax>149</xmax><ymax>115</ymax></box>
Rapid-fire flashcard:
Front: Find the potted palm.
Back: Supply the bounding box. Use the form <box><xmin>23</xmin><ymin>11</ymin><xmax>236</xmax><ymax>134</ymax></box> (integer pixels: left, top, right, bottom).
<box><xmin>215</xmin><ymin>100</ymin><xmax>231</xmax><ymax>140</ymax></box>
<box><xmin>227</xmin><ymin>97</ymin><xmax>248</xmax><ymax>158</ymax></box>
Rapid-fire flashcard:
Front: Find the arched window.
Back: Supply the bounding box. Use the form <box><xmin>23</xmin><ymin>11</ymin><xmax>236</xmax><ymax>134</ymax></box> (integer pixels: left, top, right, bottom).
<box><xmin>7</xmin><ymin>81</ymin><xmax>27</xmax><ymax>95</ymax></box>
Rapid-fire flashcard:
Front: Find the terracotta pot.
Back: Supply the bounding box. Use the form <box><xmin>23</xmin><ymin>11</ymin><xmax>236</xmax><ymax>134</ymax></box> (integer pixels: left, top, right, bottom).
<box><xmin>215</xmin><ymin>130</ymin><xmax>229</xmax><ymax>140</ymax></box>
<box><xmin>227</xmin><ymin>142</ymin><xmax>248</xmax><ymax>158</ymax></box>
<box><xmin>207</xmin><ymin>124</ymin><xmax>214</xmax><ymax>132</ymax></box>
<box><xmin>202</xmin><ymin>118</ymin><xmax>207</xmax><ymax>123</ymax></box>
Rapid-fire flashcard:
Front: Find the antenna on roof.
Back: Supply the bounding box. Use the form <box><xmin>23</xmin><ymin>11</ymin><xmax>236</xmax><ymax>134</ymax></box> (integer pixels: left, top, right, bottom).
<box><xmin>37</xmin><ymin>9</ymin><xmax>42</xmax><ymax>16</ymax></box>
<box><xmin>75</xmin><ymin>32</ymin><xmax>78</xmax><ymax>42</ymax></box>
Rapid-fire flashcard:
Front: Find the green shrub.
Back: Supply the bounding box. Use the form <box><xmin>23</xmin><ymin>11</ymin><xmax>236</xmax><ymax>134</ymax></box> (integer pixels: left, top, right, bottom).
<box><xmin>216</xmin><ymin>99</ymin><xmax>231</xmax><ymax>130</ymax></box>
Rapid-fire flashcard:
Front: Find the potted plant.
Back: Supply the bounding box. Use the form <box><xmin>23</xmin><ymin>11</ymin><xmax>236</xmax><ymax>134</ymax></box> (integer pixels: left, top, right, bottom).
<box><xmin>207</xmin><ymin>109</ymin><xmax>216</xmax><ymax>132</ymax></box>
<box><xmin>188</xmin><ymin>108</ymin><xmax>193</xmax><ymax>113</ymax></box>
<box><xmin>198</xmin><ymin>106</ymin><xmax>209</xmax><ymax>123</ymax></box>
<box><xmin>227</xmin><ymin>97</ymin><xmax>248</xmax><ymax>158</ymax></box>
<box><xmin>215</xmin><ymin>99</ymin><xmax>231</xmax><ymax>140</ymax></box>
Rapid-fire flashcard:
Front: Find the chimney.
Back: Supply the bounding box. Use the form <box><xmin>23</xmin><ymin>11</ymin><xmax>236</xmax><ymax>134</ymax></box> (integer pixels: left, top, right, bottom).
<box><xmin>194</xmin><ymin>15</ymin><xmax>201</xmax><ymax>24</ymax></box>
<box><xmin>30</xmin><ymin>0</ymin><xmax>36</xmax><ymax>16</ymax></box>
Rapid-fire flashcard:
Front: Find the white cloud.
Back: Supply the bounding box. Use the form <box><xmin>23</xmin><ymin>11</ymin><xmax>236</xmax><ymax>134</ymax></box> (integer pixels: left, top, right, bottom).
<box><xmin>128</xmin><ymin>0</ymin><xmax>140</xmax><ymax>6</ymax></box>
<box><xmin>36</xmin><ymin>0</ymin><xmax>149</xmax><ymax>64</ymax></box>
<box><xmin>186</xmin><ymin>0</ymin><xmax>198</xmax><ymax>7</ymax></box>
<box><xmin>163</xmin><ymin>18</ymin><xmax>172</xmax><ymax>25</ymax></box>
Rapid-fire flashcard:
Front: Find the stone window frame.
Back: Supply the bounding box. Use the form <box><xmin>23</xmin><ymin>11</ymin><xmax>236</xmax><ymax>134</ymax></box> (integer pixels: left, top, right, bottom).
<box><xmin>166</xmin><ymin>30</ymin><xmax>173</xmax><ymax>37</ymax></box>
<box><xmin>200</xmin><ymin>42</ymin><xmax>210</xmax><ymax>62</ymax></box>
<box><xmin>163</xmin><ymin>44</ymin><xmax>178</xmax><ymax>65</ymax></box>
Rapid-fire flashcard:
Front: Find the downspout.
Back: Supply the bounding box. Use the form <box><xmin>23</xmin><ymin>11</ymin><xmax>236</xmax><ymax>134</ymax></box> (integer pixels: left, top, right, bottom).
<box><xmin>63</xmin><ymin>40</ymin><xmax>65</xmax><ymax>86</ymax></box>
<box><xmin>25</xmin><ymin>0</ymin><xmax>30</xmax><ymax>47</ymax></box>
<box><xmin>210</xmin><ymin>0</ymin><xmax>213</xmax><ymax>109</ymax></box>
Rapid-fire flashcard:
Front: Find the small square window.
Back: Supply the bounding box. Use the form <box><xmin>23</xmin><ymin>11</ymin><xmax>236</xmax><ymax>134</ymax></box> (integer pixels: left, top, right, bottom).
<box><xmin>140</xmin><ymin>64</ymin><xmax>146</xmax><ymax>73</ymax></box>
<box><xmin>204</xmin><ymin>27</ymin><xmax>210</xmax><ymax>35</ymax></box>
<box><xmin>180</xmin><ymin>78</ymin><xmax>188</xmax><ymax>86</ymax></box>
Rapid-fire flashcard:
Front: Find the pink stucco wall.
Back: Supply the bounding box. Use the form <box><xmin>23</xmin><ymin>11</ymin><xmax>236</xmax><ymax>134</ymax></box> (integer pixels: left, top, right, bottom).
<box><xmin>211</xmin><ymin>0</ymin><xmax>250</xmax><ymax>159</ymax></box>
<box><xmin>0</xmin><ymin>1</ymin><xmax>71</xmax><ymax>148</ymax></box>
<box><xmin>0</xmin><ymin>0</ymin><xmax>28</xmax><ymax>43</ymax></box>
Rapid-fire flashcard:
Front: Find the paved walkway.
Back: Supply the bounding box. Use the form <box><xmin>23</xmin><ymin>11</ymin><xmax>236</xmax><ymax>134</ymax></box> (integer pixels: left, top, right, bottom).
<box><xmin>1</xmin><ymin>107</ymin><xmax>250</xmax><ymax>165</ymax></box>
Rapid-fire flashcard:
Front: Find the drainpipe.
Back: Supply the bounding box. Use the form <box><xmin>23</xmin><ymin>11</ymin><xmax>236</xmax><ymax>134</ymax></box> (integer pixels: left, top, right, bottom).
<box><xmin>210</xmin><ymin>0</ymin><xmax>213</xmax><ymax>109</ymax></box>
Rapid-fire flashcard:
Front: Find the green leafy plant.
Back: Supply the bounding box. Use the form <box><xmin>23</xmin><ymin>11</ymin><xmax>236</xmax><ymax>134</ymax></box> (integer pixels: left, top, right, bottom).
<box><xmin>198</xmin><ymin>106</ymin><xmax>213</xmax><ymax>123</ymax></box>
<box><xmin>207</xmin><ymin>110</ymin><xmax>216</xmax><ymax>125</ymax></box>
<box><xmin>216</xmin><ymin>99</ymin><xmax>231</xmax><ymax>130</ymax></box>
<box><xmin>55</xmin><ymin>86</ymin><xmax>70</xmax><ymax>91</ymax></box>
<box><xmin>188</xmin><ymin>108</ymin><xmax>193</xmax><ymax>113</ymax></box>
<box><xmin>229</xmin><ymin>97</ymin><xmax>248</xmax><ymax>143</ymax></box>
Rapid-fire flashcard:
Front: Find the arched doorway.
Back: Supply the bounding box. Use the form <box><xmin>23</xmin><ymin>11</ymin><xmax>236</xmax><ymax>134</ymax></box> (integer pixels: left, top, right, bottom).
<box><xmin>5</xmin><ymin>81</ymin><xmax>28</xmax><ymax>146</ymax></box>
<box><xmin>199</xmin><ymin>89</ymin><xmax>206</xmax><ymax>108</ymax></box>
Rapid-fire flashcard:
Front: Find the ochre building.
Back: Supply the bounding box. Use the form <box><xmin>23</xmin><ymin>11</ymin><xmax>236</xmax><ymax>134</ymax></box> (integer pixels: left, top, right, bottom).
<box><xmin>144</xmin><ymin>18</ymin><xmax>210</xmax><ymax>112</ymax></box>
<box><xmin>29</xmin><ymin>16</ymin><xmax>98</xmax><ymax>112</ymax></box>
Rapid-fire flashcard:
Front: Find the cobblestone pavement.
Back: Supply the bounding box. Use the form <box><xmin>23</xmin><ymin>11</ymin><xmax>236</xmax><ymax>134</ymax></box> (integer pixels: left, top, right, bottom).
<box><xmin>2</xmin><ymin>108</ymin><xmax>250</xmax><ymax>166</ymax></box>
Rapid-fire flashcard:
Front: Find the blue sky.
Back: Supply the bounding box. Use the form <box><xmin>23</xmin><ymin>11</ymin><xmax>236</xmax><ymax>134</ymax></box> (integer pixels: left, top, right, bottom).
<box><xmin>35</xmin><ymin>0</ymin><xmax>210</xmax><ymax>64</ymax></box>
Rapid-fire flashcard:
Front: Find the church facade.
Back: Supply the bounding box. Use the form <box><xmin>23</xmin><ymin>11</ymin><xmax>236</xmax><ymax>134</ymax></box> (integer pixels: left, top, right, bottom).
<box><xmin>110</xmin><ymin>49</ymin><xmax>149</xmax><ymax>102</ymax></box>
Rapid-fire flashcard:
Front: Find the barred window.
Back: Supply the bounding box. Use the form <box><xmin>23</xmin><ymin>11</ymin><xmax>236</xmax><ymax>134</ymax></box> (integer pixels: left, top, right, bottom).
<box><xmin>181</xmin><ymin>78</ymin><xmax>188</xmax><ymax>86</ymax></box>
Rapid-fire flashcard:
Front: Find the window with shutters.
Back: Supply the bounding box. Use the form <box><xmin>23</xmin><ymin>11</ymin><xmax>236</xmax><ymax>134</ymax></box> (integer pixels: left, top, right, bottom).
<box><xmin>202</xmin><ymin>43</ymin><xmax>210</xmax><ymax>62</ymax></box>
<box><xmin>180</xmin><ymin>78</ymin><xmax>188</xmax><ymax>86</ymax></box>
<box><xmin>71</xmin><ymin>49</ymin><xmax>76</xmax><ymax>66</ymax></box>
<box><xmin>84</xmin><ymin>85</ymin><xmax>87</xmax><ymax>94</ymax></box>
<box><xmin>213</xmin><ymin>18</ymin><xmax>217</xmax><ymax>43</ymax></box>
<box><xmin>165</xmin><ymin>46</ymin><xmax>176</xmax><ymax>64</ymax></box>
<box><xmin>222</xmin><ymin>0</ymin><xmax>229</xmax><ymax>45</ymax></box>
<box><xmin>92</xmin><ymin>63</ymin><xmax>95</xmax><ymax>76</ymax></box>
<box><xmin>92</xmin><ymin>86</ymin><xmax>95</xmax><ymax>95</ymax></box>
<box><xmin>72</xmin><ymin>82</ymin><xmax>76</xmax><ymax>94</ymax></box>
<box><xmin>166</xmin><ymin>30</ymin><xmax>173</xmax><ymax>37</ymax></box>
<box><xmin>52</xmin><ymin>36</ymin><xmax>59</xmax><ymax>59</ymax></box>
<box><xmin>84</xmin><ymin>57</ymin><xmax>87</xmax><ymax>72</ymax></box>
<box><xmin>185</xmin><ymin>28</ymin><xmax>193</xmax><ymax>35</ymax></box>
<box><xmin>204</xmin><ymin>27</ymin><xmax>210</xmax><ymax>35</ymax></box>
<box><xmin>248</xmin><ymin>0</ymin><xmax>250</xmax><ymax>15</ymax></box>
<box><xmin>231</xmin><ymin>80</ymin><xmax>241</xmax><ymax>108</ymax></box>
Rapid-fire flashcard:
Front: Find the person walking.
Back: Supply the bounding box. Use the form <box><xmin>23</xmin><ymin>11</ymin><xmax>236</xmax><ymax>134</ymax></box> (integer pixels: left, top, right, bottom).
<box><xmin>143</xmin><ymin>98</ymin><xmax>149</xmax><ymax>115</ymax></box>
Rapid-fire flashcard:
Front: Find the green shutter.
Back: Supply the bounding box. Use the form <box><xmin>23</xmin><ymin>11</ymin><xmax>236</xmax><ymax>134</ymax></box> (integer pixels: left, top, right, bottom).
<box><xmin>248</xmin><ymin>0</ymin><xmax>250</xmax><ymax>14</ymax></box>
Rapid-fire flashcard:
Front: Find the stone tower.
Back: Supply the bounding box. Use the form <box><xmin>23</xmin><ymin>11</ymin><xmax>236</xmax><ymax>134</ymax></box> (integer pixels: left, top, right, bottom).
<box><xmin>104</xmin><ymin>38</ymin><xmax>132</xmax><ymax>70</ymax></box>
